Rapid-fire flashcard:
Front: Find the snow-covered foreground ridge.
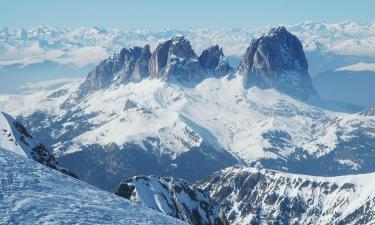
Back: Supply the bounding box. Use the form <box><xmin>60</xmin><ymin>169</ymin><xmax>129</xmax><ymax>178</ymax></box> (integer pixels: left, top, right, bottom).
<box><xmin>199</xmin><ymin>166</ymin><xmax>375</xmax><ymax>225</ymax></box>
<box><xmin>0</xmin><ymin>111</ymin><xmax>76</xmax><ymax>177</ymax></box>
<box><xmin>0</xmin><ymin>147</ymin><xmax>187</xmax><ymax>225</ymax></box>
<box><xmin>1</xmin><ymin>21</ymin><xmax>375</xmax><ymax>67</ymax></box>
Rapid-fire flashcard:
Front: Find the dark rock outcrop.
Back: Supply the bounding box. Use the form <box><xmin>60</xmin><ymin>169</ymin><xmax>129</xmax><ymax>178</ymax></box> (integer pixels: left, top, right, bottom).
<box><xmin>238</xmin><ymin>26</ymin><xmax>318</xmax><ymax>99</ymax></box>
<box><xmin>115</xmin><ymin>175</ymin><xmax>227</xmax><ymax>225</ymax></box>
<box><xmin>199</xmin><ymin>45</ymin><xmax>231</xmax><ymax>76</ymax></box>
<box><xmin>149</xmin><ymin>36</ymin><xmax>203</xmax><ymax>82</ymax></box>
<box><xmin>133</xmin><ymin>45</ymin><xmax>151</xmax><ymax>82</ymax></box>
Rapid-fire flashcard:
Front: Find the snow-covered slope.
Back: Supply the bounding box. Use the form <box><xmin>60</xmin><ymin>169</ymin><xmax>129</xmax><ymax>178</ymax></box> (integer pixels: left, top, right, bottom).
<box><xmin>115</xmin><ymin>176</ymin><xmax>226</xmax><ymax>225</ymax></box>
<box><xmin>0</xmin><ymin>147</ymin><xmax>187</xmax><ymax>225</ymax></box>
<box><xmin>6</xmin><ymin>73</ymin><xmax>375</xmax><ymax>190</ymax></box>
<box><xmin>198</xmin><ymin>166</ymin><xmax>375</xmax><ymax>225</ymax></box>
<box><xmin>0</xmin><ymin>111</ymin><xmax>76</xmax><ymax>177</ymax></box>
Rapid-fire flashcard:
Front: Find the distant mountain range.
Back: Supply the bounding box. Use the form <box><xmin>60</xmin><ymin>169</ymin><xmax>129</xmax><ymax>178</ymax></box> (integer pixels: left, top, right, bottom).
<box><xmin>1</xmin><ymin>21</ymin><xmax>375</xmax><ymax>106</ymax></box>
<box><xmin>1</xmin><ymin>21</ymin><xmax>375</xmax><ymax>67</ymax></box>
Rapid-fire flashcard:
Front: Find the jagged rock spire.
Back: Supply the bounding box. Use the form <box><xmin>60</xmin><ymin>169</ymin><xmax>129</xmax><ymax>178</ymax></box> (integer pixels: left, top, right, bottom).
<box><xmin>199</xmin><ymin>45</ymin><xmax>231</xmax><ymax>76</ymax></box>
<box><xmin>149</xmin><ymin>36</ymin><xmax>203</xmax><ymax>82</ymax></box>
<box><xmin>238</xmin><ymin>26</ymin><xmax>318</xmax><ymax>99</ymax></box>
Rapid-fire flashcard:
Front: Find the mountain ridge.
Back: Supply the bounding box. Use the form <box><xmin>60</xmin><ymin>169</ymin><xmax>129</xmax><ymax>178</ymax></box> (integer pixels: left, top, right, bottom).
<box><xmin>66</xmin><ymin>26</ymin><xmax>316</xmax><ymax>104</ymax></box>
<box><xmin>198</xmin><ymin>166</ymin><xmax>375</xmax><ymax>225</ymax></box>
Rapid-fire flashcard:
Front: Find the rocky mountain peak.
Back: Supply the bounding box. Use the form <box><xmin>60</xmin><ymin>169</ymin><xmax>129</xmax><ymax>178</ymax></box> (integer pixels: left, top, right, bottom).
<box><xmin>133</xmin><ymin>44</ymin><xmax>151</xmax><ymax>82</ymax></box>
<box><xmin>238</xmin><ymin>26</ymin><xmax>318</xmax><ymax>99</ymax></box>
<box><xmin>67</xmin><ymin>28</ymin><xmax>317</xmax><ymax>106</ymax></box>
<box><xmin>199</xmin><ymin>45</ymin><xmax>231</xmax><ymax>76</ymax></box>
<box><xmin>149</xmin><ymin>36</ymin><xmax>203</xmax><ymax>82</ymax></box>
<box><xmin>69</xmin><ymin>45</ymin><xmax>150</xmax><ymax>103</ymax></box>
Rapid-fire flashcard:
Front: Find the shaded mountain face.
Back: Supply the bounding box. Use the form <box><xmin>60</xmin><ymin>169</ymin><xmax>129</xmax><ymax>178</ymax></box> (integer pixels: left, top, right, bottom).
<box><xmin>58</xmin><ymin>142</ymin><xmax>238</xmax><ymax>191</ymax></box>
<box><xmin>115</xmin><ymin>175</ymin><xmax>227</xmax><ymax>225</ymax></box>
<box><xmin>238</xmin><ymin>26</ymin><xmax>318</xmax><ymax>99</ymax></box>
<box><xmin>0</xmin><ymin>112</ymin><xmax>76</xmax><ymax>178</ymax></box>
<box><xmin>198</xmin><ymin>167</ymin><xmax>375</xmax><ymax>225</ymax></box>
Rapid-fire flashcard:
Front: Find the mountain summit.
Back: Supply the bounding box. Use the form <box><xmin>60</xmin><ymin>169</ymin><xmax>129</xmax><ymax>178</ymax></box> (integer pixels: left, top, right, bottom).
<box><xmin>66</xmin><ymin>36</ymin><xmax>232</xmax><ymax>105</ymax></box>
<box><xmin>238</xmin><ymin>26</ymin><xmax>318</xmax><ymax>99</ymax></box>
<box><xmin>149</xmin><ymin>36</ymin><xmax>203</xmax><ymax>82</ymax></box>
<box><xmin>69</xmin><ymin>27</ymin><xmax>317</xmax><ymax>104</ymax></box>
<box><xmin>75</xmin><ymin>45</ymin><xmax>151</xmax><ymax>98</ymax></box>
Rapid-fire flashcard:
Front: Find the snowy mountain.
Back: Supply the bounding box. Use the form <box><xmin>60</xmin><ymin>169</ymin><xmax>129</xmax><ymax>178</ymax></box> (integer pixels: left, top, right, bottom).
<box><xmin>115</xmin><ymin>176</ymin><xmax>227</xmax><ymax>225</ymax></box>
<box><xmin>0</xmin><ymin>147</ymin><xmax>187</xmax><ymax>225</ymax></box>
<box><xmin>0</xmin><ymin>111</ymin><xmax>76</xmax><ymax>178</ymax></box>
<box><xmin>1</xmin><ymin>27</ymin><xmax>375</xmax><ymax>193</ymax></box>
<box><xmin>198</xmin><ymin>166</ymin><xmax>375</xmax><ymax>225</ymax></box>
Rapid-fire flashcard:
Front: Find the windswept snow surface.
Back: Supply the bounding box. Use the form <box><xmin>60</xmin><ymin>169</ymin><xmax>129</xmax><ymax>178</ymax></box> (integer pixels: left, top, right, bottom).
<box><xmin>0</xmin><ymin>147</ymin><xmax>186</xmax><ymax>225</ymax></box>
<box><xmin>0</xmin><ymin>112</ymin><xmax>28</xmax><ymax>157</ymax></box>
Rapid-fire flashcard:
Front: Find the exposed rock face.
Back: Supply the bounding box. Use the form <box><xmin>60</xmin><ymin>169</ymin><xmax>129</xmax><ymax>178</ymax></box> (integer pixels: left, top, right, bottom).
<box><xmin>0</xmin><ymin>112</ymin><xmax>77</xmax><ymax>178</ymax></box>
<box><xmin>198</xmin><ymin>166</ymin><xmax>375</xmax><ymax>225</ymax></box>
<box><xmin>133</xmin><ymin>45</ymin><xmax>151</xmax><ymax>82</ymax></box>
<box><xmin>115</xmin><ymin>175</ymin><xmax>227</xmax><ymax>225</ymax></box>
<box><xmin>238</xmin><ymin>26</ymin><xmax>318</xmax><ymax>99</ymax></box>
<box><xmin>63</xmin><ymin>36</ymin><xmax>232</xmax><ymax>109</ymax></box>
<box><xmin>199</xmin><ymin>45</ymin><xmax>231</xmax><ymax>76</ymax></box>
<box><xmin>149</xmin><ymin>36</ymin><xmax>203</xmax><ymax>82</ymax></box>
<box><xmin>75</xmin><ymin>45</ymin><xmax>151</xmax><ymax>97</ymax></box>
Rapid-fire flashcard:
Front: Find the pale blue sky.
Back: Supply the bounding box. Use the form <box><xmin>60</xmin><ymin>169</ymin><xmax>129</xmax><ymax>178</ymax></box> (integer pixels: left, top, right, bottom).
<box><xmin>1</xmin><ymin>0</ymin><xmax>374</xmax><ymax>29</ymax></box>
